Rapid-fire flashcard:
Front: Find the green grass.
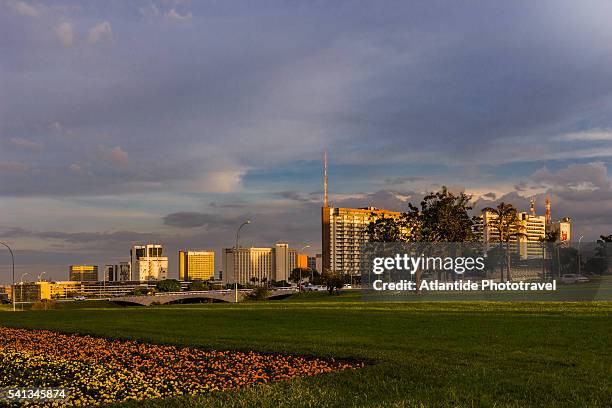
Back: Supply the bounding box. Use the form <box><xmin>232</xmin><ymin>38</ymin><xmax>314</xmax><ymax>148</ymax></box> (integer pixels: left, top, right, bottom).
<box><xmin>0</xmin><ymin>296</ymin><xmax>611</xmax><ymax>407</ymax></box>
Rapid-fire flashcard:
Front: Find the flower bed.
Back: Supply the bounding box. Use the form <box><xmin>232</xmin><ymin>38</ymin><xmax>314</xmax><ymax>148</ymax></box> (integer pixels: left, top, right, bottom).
<box><xmin>0</xmin><ymin>327</ymin><xmax>358</xmax><ymax>406</ymax></box>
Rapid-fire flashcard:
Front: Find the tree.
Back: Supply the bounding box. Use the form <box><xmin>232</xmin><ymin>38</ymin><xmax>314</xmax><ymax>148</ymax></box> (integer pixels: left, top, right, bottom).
<box><xmin>187</xmin><ymin>280</ymin><xmax>209</xmax><ymax>291</ymax></box>
<box><xmin>321</xmin><ymin>270</ymin><xmax>344</xmax><ymax>294</ymax></box>
<box><xmin>155</xmin><ymin>279</ymin><xmax>182</xmax><ymax>293</ymax></box>
<box><xmin>366</xmin><ymin>186</ymin><xmax>475</xmax><ymax>244</ymax></box>
<box><xmin>246</xmin><ymin>286</ymin><xmax>270</xmax><ymax>300</ymax></box>
<box><xmin>482</xmin><ymin>202</ymin><xmax>526</xmax><ymax>281</ymax></box>
<box><xmin>289</xmin><ymin>267</ymin><xmax>309</xmax><ymax>285</ymax></box>
<box><xmin>420</xmin><ymin>186</ymin><xmax>475</xmax><ymax>242</ymax></box>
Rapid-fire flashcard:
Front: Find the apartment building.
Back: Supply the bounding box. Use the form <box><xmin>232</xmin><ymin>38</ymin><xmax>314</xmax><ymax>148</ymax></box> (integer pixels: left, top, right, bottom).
<box><xmin>322</xmin><ymin>206</ymin><xmax>403</xmax><ymax>276</ymax></box>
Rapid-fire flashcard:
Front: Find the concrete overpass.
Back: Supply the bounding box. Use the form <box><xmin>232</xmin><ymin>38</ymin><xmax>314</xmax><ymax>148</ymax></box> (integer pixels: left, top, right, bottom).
<box><xmin>110</xmin><ymin>288</ymin><xmax>296</xmax><ymax>306</ymax></box>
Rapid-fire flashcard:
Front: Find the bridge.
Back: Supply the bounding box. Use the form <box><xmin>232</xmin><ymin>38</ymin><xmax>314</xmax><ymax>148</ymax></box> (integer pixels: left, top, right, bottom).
<box><xmin>110</xmin><ymin>288</ymin><xmax>297</xmax><ymax>306</ymax></box>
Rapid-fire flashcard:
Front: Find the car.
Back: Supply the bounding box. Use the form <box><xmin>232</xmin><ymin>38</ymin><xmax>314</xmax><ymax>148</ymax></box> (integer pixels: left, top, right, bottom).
<box><xmin>560</xmin><ymin>274</ymin><xmax>590</xmax><ymax>284</ymax></box>
<box><xmin>73</xmin><ymin>296</ymin><xmax>87</xmax><ymax>301</ymax></box>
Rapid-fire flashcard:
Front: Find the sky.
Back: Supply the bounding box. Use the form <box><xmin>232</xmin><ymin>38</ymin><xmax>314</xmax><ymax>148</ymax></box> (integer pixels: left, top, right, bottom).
<box><xmin>1</xmin><ymin>0</ymin><xmax>612</xmax><ymax>283</ymax></box>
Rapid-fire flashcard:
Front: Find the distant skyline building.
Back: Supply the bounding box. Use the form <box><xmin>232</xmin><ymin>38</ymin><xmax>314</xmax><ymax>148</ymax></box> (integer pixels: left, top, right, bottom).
<box><xmin>130</xmin><ymin>244</ymin><xmax>168</xmax><ymax>281</ymax></box>
<box><xmin>179</xmin><ymin>250</ymin><xmax>215</xmax><ymax>281</ymax></box>
<box><xmin>476</xmin><ymin>207</ymin><xmax>571</xmax><ymax>258</ymax></box>
<box><xmin>297</xmin><ymin>254</ymin><xmax>308</xmax><ymax>269</ymax></box>
<box><xmin>69</xmin><ymin>265</ymin><xmax>98</xmax><ymax>282</ymax></box>
<box><xmin>221</xmin><ymin>244</ymin><xmax>297</xmax><ymax>285</ymax></box>
<box><xmin>307</xmin><ymin>255</ymin><xmax>317</xmax><ymax>271</ymax></box>
<box><xmin>322</xmin><ymin>206</ymin><xmax>403</xmax><ymax>276</ymax></box>
<box><xmin>106</xmin><ymin>262</ymin><xmax>132</xmax><ymax>282</ymax></box>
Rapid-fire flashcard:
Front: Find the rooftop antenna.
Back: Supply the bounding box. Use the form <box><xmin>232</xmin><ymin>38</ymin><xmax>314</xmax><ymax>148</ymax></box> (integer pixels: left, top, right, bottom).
<box><xmin>323</xmin><ymin>151</ymin><xmax>328</xmax><ymax>208</ymax></box>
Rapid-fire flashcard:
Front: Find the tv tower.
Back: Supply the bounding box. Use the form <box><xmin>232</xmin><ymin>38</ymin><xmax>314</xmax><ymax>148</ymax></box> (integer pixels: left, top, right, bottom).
<box><xmin>545</xmin><ymin>196</ymin><xmax>551</xmax><ymax>222</ymax></box>
<box><xmin>530</xmin><ymin>197</ymin><xmax>536</xmax><ymax>216</ymax></box>
<box><xmin>323</xmin><ymin>151</ymin><xmax>328</xmax><ymax>208</ymax></box>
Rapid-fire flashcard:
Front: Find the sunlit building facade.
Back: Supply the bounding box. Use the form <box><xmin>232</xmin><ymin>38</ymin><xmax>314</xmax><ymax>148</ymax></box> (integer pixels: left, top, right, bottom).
<box><xmin>179</xmin><ymin>250</ymin><xmax>215</xmax><ymax>281</ymax></box>
<box><xmin>130</xmin><ymin>244</ymin><xmax>168</xmax><ymax>281</ymax></box>
<box><xmin>221</xmin><ymin>244</ymin><xmax>297</xmax><ymax>285</ymax></box>
<box><xmin>322</xmin><ymin>206</ymin><xmax>403</xmax><ymax>276</ymax></box>
<box><xmin>69</xmin><ymin>265</ymin><xmax>98</xmax><ymax>282</ymax></box>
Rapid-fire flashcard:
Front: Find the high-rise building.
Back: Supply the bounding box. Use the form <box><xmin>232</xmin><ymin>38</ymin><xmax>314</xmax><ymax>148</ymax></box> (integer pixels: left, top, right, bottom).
<box><xmin>315</xmin><ymin>253</ymin><xmax>322</xmax><ymax>273</ymax></box>
<box><xmin>221</xmin><ymin>244</ymin><xmax>297</xmax><ymax>285</ymax></box>
<box><xmin>106</xmin><ymin>262</ymin><xmax>132</xmax><ymax>282</ymax></box>
<box><xmin>479</xmin><ymin>210</ymin><xmax>546</xmax><ymax>259</ymax></box>
<box><xmin>69</xmin><ymin>265</ymin><xmax>98</xmax><ymax>282</ymax></box>
<box><xmin>549</xmin><ymin>217</ymin><xmax>571</xmax><ymax>243</ymax></box>
<box><xmin>297</xmin><ymin>254</ymin><xmax>308</xmax><ymax>269</ymax></box>
<box><xmin>130</xmin><ymin>244</ymin><xmax>168</xmax><ymax>281</ymax></box>
<box><xmin>307</xmin><ymin>256</ymin><xmax>317</xmax><ymax>271</ymax></box>
<box><xmin>322</xmin><ymin>206</ymin><xmax>403</xmax><ymax>276</ymax></box>
<box><xmin>179</xmin><ymin>250</ymin><xmax>215</xmax><ymax>281</ymax></box>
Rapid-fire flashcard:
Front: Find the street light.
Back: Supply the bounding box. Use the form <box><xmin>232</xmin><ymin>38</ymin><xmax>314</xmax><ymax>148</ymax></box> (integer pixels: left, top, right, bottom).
<box><xmin>234</xmin><ymin>220</ymin><xmax>251</xmax><ymax>302</ymax></box>
<box><xmin>0</xmin><ymin>242</ymin><xmax>15</xmax><ymax>312</ymax></box>
<box><xmin>578</xmin><ymin>235</ymin><xmax>584</xmax><ymax>276</ymax></box>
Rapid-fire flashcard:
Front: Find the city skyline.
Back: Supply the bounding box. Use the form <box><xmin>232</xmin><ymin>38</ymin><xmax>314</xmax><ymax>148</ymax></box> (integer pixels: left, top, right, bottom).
<box><xmin>2</xmin><ymin>1</ymin><xmax>612</xmax><ymax>282</ymax></box>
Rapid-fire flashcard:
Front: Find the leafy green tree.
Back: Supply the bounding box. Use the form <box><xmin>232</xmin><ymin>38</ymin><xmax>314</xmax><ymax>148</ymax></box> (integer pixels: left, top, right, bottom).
<box><xmin>420</xmin><ymin>186</ymin><xmax>475</xmax><ymax>242</ymax></box>
<box><xmin>247</xmin><ymin>286</ymin><xmax>270</xmax><ymax>300</ymax></box>
<box><xmin>366</xmin><ymin>186</ymin><xmax>475</xmax><ymax>244</ymax></box>
<box><xmin>321</xmin><ymin>270</ymin><xmax>344</xmax><ymax>294</ymax></box>
<box><xmin>289</xmin><ymin>267</ymin><xmax>309</xmax><ymax>285</ymax></box>
<box><xmin>155</xmin><ymin>279</ymin><xmax>182</xmax><ymax>293</ymax></box>
<box><xmin>482</xmin><ymin>202</ymin><xmax>526</xmax><ymax>281</ymax></box>
<box><xmin>187</xmin><ymin>280</ymin><xmax>209</xmax><ymax>291</ymax></box>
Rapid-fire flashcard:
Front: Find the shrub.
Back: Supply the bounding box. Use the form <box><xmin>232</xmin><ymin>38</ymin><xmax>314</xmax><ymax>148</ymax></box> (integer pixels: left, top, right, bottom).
<box><xmin>31</xmin><ymin>299</ymin><xmax>58</xmax><ymax>310</ymax></box>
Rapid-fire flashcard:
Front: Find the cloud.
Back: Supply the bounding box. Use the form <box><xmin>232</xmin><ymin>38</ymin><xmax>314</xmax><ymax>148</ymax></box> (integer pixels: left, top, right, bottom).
<box><xmin>554</xmin><ymin>130</ymin><xmax>612</xmax><ymax>142</ymax></box>
<box><xmin>481</xmin><ymin>192</ymin><xmax>496</xmax><ymax>200</ymax></box>
<box><xmin>275</xmin><ymin>190</ymin><xmax>311</xmax><ymax>202</ymax></box>
<box><xmin>7</xmin><ymin>1</ymin><xmax>41</xmax><ymax>17</ymax></box>
<box><xmin>69</xmin><ymin>163</ymin><xmax>82</xmax><ymax>173</ymax></box>
<box><xmin>0</xmin><ymin>161</ymin><xmax>29</xmax><ymax>172</ymax></box>
<box><xmin>165</xmin><ymin>8</ymin><xmax>192</xmax><ymax>21</ymax></box>
<box><xmin>385</xmin><ymin>176</ymin><xmax>424</xmax><ymax>185</ymax></box>
<box><xmin>55</xmin><ymin>22</ymin><xmax>74</xmax><ymax>47</ymax></box>
<box><xmin>163</xmin><ymin>212</ymin><xmax>235</xmax><ymax>229</ymax></box>
<box><xmin>95</xmin><ymin>145</ymin><xmax>128</xmax><ymax>167</ymax></box>
<box><xmin>87</xmin><ymin>21</ymin><xmax>112</xmax><ymax>44</ymax></box>
<box><xmin>531</xmin><ymin>162</ymin><xmax>610</xmax><ymax>190</ymax></box>
<box><xmin>8</xmin><ymin>137</ymin><xmax>42</xmax><ymax>151</ymax></box>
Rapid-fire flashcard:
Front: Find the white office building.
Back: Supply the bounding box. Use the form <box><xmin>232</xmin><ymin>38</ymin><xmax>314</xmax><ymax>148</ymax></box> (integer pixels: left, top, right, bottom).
<box><xmin>130</xmin><ymin>244</ymin><xmax>168</xmax><ymax>281</ymax></box>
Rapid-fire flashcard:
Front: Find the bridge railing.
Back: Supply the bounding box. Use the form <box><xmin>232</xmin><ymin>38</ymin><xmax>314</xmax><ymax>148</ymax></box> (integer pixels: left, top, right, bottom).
<box><xmin>152</xmin><ymin>288</ymin><xmax>297</xmax><ymax>297</ymax></box>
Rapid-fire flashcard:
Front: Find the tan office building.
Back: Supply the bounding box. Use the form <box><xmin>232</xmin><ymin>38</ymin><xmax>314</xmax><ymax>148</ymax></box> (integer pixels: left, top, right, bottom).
<box><xmin>322</xmin><ymin>206</ymin><xmax>403</xmax><ymax>276</ymax></box>
<box><xmin>179</xmin><ymin>250</ymin><xmax>215</xmax><ymax>281</ymax></box>
<box><xmin>221</xmin><ymin>244</ymin><xmax>296</xmax><ymax>285</ymax></box>
<box><xmin>69</xmin><ymin>265</ymin><xmax>98</xmax><ymax>281</ymax></box>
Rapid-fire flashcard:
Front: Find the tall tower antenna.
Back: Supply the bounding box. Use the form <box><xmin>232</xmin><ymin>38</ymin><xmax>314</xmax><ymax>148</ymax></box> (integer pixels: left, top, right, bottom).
<box><xmin>545</xmin><ymin>196</ymin><xmax>551</xmax><ymax>222</ymax></box>
<box><xmin>530</xmin><ymin>197</ymin><xmax>536</xmax><ymax>216</ymax></box>
<box><xmin>323</xmin><ymin>151</ymin><xmax>328</xmax><ymax>207</ymax></box>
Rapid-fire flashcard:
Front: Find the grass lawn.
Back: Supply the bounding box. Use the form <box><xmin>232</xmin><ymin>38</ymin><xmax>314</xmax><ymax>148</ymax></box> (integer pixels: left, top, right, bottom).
<box><xmin>0</xmin><ymin>294</ymin><xmax>611</xmax><ymax>407</ymax></box>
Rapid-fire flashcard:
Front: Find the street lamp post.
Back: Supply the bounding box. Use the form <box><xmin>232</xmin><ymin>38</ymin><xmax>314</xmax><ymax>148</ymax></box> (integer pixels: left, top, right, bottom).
<box><xmin>578</xmin><ymin>235</ymin><xmax>584</xmax><ymax>276</ymax></box>
<box><xmin>0</xmin><ymin>242</ymin><xmax>15</xmax><ymax>312</ymax></box>
<box><xmin>234</xmin><ymin>220</ymin><xmax>251</xmax><ymax>303</ymax></box>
